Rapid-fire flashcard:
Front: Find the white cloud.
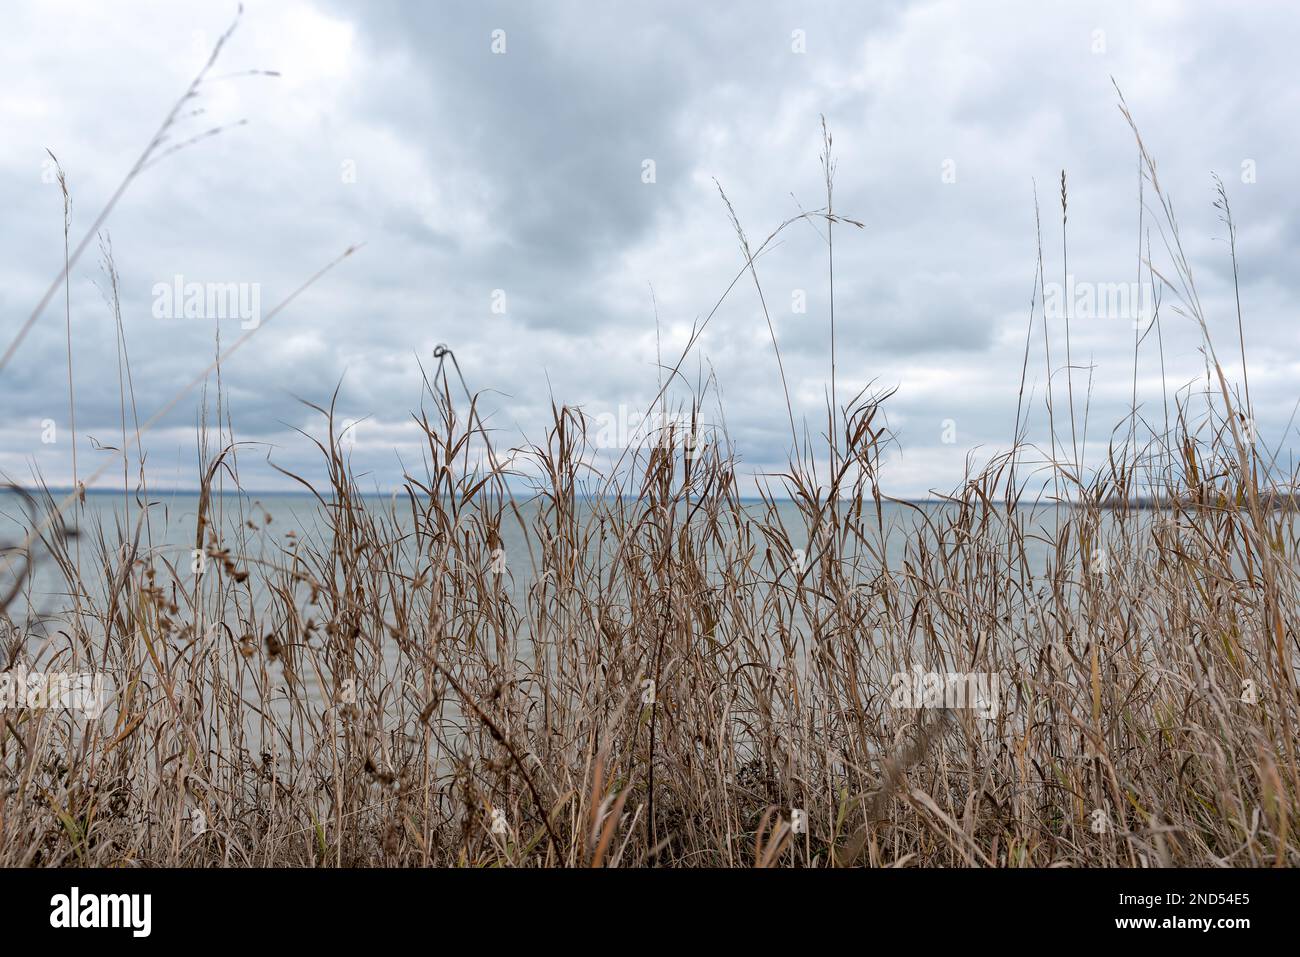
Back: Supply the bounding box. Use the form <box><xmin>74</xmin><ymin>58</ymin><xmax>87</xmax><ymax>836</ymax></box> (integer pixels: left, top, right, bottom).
<box><xmin>2</xmin><ymin>0</ymin><xmax>1297</xmax><ymax>497</ymax></box>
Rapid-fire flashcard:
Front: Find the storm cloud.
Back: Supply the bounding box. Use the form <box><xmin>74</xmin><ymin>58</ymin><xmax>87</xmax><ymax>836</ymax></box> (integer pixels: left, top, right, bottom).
<box><xmin>2</xmin><ymin>0</ymin><xmax>1297</xmax><ymax>496</ymax></box>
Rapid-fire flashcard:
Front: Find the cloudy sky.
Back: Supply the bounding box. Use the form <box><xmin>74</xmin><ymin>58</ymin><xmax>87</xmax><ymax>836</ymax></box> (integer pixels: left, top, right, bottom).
<box><xmin>1</xmin><ymin>0</ymin><xmax>1296</xmax><ymax>497</ymax></box>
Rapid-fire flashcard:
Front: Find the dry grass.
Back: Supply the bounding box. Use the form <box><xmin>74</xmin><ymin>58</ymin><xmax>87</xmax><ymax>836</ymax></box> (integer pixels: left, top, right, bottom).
<box><xmin>5</xmin><ymin>358</ymin><xmax>1296</xmax><ymax>867</ymax></box>
<box><xmin>1</xmin><ymin>23</ymin><xmax>1297</xmax><ymax>867</ymax></box>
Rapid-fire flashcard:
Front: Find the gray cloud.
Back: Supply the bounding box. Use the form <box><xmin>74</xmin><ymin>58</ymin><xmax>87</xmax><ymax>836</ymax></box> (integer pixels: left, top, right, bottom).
<box><xmin>2</xmin><ymin>0</ymin><xmax>1298</xmax><ymax>497</ymax></box>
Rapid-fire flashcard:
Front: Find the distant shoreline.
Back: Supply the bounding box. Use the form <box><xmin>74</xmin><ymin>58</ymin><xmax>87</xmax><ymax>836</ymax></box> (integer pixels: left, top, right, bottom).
<box><xmin>6</xmin><ymin>487</ymin><xmax>1294</xmax><ymax>510</ymax></box>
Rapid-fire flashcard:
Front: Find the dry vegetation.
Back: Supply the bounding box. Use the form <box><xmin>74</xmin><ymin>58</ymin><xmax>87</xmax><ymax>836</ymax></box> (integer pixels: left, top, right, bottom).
<box><xmin>1</xmin><ymin>20</ymin><xmax>1297</xmax><ymax>868</ymax></box>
